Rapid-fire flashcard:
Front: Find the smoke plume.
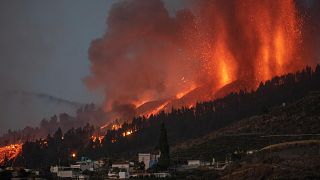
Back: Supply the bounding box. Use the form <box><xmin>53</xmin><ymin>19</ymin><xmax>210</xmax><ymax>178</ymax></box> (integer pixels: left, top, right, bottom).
<box><xmin>86</xmin><ymin>0</ymin><xmax>318</xmax><ymax>122</ymax></box>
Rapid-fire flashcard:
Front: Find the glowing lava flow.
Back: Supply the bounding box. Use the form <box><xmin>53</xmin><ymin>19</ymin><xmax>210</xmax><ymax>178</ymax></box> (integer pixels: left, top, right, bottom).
<box><xmin>176</xmin><ymin>84</ymin><xmax>197</xmax><ymax>99</ymax></box>
<box><xmin>91</xmin><ymin>135</ymin><xmax>104</xmax><ymax>144</ymax></box>
<box><xmin>145</xmin><ymin>101</ymin><xmax>169</xmax><ymax>117</ymax></box>
<box><xmin>0</xmin><ymin>143</ymin><xmax>22</xmax><ymax>165</ymax></box>
<box><xmin>122</xmin><ymin>130</ymin><xmax>134</xmax><ymax>137</ymax></box>
<box><xmin>100</xmin><ymin>124</ymin><xmax>109</xmax><ymax>130</ymax></box>
<box><xmin>100</xmin><ymin>122</ymin><xmax>122</xmax><ymax>130</ymax></box>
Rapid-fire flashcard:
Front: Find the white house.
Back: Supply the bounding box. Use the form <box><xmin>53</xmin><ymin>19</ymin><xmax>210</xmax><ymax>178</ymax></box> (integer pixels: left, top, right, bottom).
<box><xmin>138</xmin><ymin>153</ymin><xmax>160</xmax><ymax>170</ymax></box>
<box><xmin>50</xmin><ymin>157</ymin><xmax>101</xmax><ymax>179</ymax></box>
<box><xmin>50</xmin><ymin>166</ymin><xmax>80</xmax><ymax>178</ymax></box>
<box><xmin>119</xmin><ymin>171</ymin><xmax>129</xmax><ymax>179</ymax></box>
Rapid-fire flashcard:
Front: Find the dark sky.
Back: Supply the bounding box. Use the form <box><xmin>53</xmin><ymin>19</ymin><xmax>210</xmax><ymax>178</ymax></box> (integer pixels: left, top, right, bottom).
<box><xmin>0</xmin><ymin>0</ymin><xmax>117</xmax><ymax>103</ymax></box>
<box><xmin>0</xmin><ymin>0</ymin><xmax>318</xmax><ymax>134</ymax></box>
<box><xmin>0</xmin><ymin>0</ymin><xmax>188</xmax><ymax>134</ymax></box>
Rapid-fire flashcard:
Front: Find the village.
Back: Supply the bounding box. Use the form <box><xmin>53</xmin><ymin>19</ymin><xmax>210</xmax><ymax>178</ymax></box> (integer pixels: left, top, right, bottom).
<box><xmin>0</xmin><ymin>149</ymin><xmax>237</xmax><ymax>179</ymax></box>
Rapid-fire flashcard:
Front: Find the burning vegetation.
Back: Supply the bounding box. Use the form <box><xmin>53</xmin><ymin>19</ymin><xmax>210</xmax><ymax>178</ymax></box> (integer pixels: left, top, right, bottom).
<box><xmin>1</xmin><ymin>1</ymin><xmax>319</xmax><ymax>176</ymax></box>
<box><xmin>86</xmin><ymin>0</ymin><xmax>316</xmax><ymax>125</ymax></box>
<box><xmin>91</xmin><ymin>135</ymin><xmax>104</xmax><ymax>144</ymax></box>
<box><xmin>8</xmin><ymin>64</ymin><xmax>320</xmax><ymax>170</ymax></box>
<box><xmin>0</xmin><ymin>143</ymin><xmax>22</xmax><ymax>165</ymax></box>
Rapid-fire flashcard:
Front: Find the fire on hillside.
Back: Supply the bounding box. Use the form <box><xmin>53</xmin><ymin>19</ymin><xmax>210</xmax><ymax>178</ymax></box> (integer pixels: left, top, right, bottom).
<box><xmin>0</xmin><ymin>143</ymin><xmax>22</xmax><ymax>165</ymax></box>
<box><xmin>86</xmin><ymin>0</ymin><xmax>314</xmax><ymax>128</ymax></box>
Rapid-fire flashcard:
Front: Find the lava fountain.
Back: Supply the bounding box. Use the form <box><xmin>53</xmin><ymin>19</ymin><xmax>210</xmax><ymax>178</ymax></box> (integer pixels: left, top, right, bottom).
<box><xmin>86</xmin><ymin>0</ymin><xmax>309</xmax><ymax>126</ymax></box>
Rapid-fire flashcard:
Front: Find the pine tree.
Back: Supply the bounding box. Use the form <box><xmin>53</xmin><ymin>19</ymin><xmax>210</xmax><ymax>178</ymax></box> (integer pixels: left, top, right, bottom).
<box><xmin>158</xmin><ymin>123</ymin><xmax>170</xmax><ymax>170</ymax></box>
<box><xmin>3</xmin><ymin>154</ymin><xmax>9</xmax><ymax>167</ymax></box>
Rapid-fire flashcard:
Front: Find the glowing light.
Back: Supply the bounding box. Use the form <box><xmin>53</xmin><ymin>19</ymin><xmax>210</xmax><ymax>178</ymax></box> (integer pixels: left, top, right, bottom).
<box><xmin>175</xmin><ymin>84</ymin><xmax>196</xmax><ymax>99</ymax></box>
<box><xmin>122</xmin><ymin>130</ymin><xmax>134</xmax><ymax>137</ymax></box>
<box><xmin>100</xmin><ymin>123</ymin><xmax>122</xmax><ymax>130</ymax></box>
<box><xmin>91</xmin><ymin>135</ymin><xmax>104</xmax><ymax>144</ymax></box>
<box><xmin>274</xmin><ymin>28</ymin><xmax>286</xmax><ymax>74</ymax></box>
<box><xmin>219</xmin><ymin>60</ymin><xmax>232</xmax><ymax>87</ymax></box>
<box><xmin>145</xmin><ymin>101</ymin><xmax>169</xmax><ymax>117</ymax></box>
<box><xmin>71</xmin><ymin>153</ymin><xmax>76</xmax><ymax>158</ymax></box>
<box><xmin>112</xmin><ymin>124</ymin><xmax>121</xmax><ymax>130</ymax></box>
<box><xmin>0</xmin><ymin>143</ymin><xmax>22</xmax><ymax>165</ymax></box>
<box><xmin>100</xmin><ymin>124</ymin><xmax>108</xmax><ymax>130</ymax></box>
<box><xmin>133</xmin><ymin>99</ymin><xmax>149</xmax><ymax>108</ymax></box>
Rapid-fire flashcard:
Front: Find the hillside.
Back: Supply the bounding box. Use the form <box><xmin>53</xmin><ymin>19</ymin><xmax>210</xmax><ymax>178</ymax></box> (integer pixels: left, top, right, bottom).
<box><xmin>10</xmin><ymin>65</ymin><xmax>320</xmax><ymax>170</ymax></box>
<box><xmin>220</xmin><ymin>140</ymin><xmax>320</xmax><ymax>179</ymax></box>
<box><xmin>169</xmin><ymin>92</ymin><xmax>320</xmax><ymax>179</ymax></box>
<box><xmin>90</xmin><ymin>65</ymin><xmax>320</xmax><ymax>159</ymax></box>
<box><xmin>172</xmin><ymin>91</ymin><xmax>320</xmax><ymax>161</ymax></box>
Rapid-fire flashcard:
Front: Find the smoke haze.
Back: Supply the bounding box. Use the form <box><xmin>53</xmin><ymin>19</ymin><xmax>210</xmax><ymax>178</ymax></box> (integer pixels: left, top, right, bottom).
<box><xmin>0</xmin><ymin>90</ymin><xmax>82</xmax><ymax>135</ymax></box>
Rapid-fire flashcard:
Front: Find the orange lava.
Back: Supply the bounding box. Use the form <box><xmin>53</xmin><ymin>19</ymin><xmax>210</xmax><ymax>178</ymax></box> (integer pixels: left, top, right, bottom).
<box><xmin>100</xmin><ymin>122</ymin><xmax>122</xmax><ymax>130</ymax></box>
<box><xmin>91</xmin><ymin>135</ymin><xmax>104</xmax><ymax>144</ymax></box>
<box><xmin>192</xmin><ymin>0</ymin><xmax>301</xmax><ymax>89</ymax></box>
<box><xmin>145</xmin><ymin>101</ymin><xmax>169</xmax><ymax>117</ymax></box>
<box><xmin>122</xmin><ymin>130</ymin><xmax>134</xmax><ymax>137</ymax></box>
<box><xmin>0</xmin><ymin>143</ymin><xmax>22</xmax><ymax>165</ymax></box>
<box><xmin>176</xmin><ymin>84</ymin><xmax>197</xmax><ymax>99</ymax></box>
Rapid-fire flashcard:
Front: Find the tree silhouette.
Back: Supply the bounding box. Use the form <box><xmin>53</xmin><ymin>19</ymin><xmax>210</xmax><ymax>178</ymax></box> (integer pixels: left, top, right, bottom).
<box><xmin>19</xmin><ymin>65</ymin><xmax>320</xmax><ymax>168</ymax></box>
<box><xmin>158</xmin><ymin>123</ymin><xmax>170</xmax><ymax>170</ymax></box>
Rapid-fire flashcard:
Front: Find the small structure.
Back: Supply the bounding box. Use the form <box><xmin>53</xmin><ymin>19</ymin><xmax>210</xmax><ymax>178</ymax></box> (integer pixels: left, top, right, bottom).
<box><xmin>187</xmin><ymin>160</ymin><xmax>201</xmax><ymax>166</ymax></box>
<box><xmin>154</xmin><ymin>172</ymin><xmax>171</xmax><ymax>178</ymax></box>
<box><xmin>138</xmin><ymin>152</ymin><xmax>160</xmax><ymax>170</ymax></box>
<box><xmin>54</xmin><ymin>167</ymin><xmax>81</xmax><ymax>178</ymax></box>
<box><xmin>212</xmin><ymin>161</ymin><xmax>230</xmax><ymax>170</ymax></box>
<box><xmin>78</xmin><ymin>174</ymin><xmax>89</xmax><ymax>180</ymax></box>
<box><xmin>246</xmin><ymin>150</ymin><xmax>258</xmax><ymax>154</ymax></box>
<box><xmin>50</xmin><ymin>166</ymin><xmax>60</xmax><ymax>174</ymax></box>
<box><xmin>187</xmin><ymin>160</ymin><xmax>210</xmax><ymax>167</ymax></box>
<box><xmin>111</xmin><ymin>162</ymin><xmax>130</xmax><ymax>170</ymax></box>
<box><xmin>176</xmin><ymin>159</ymin><xmax>212</xmax><ymax>171</ymax></box>
<box><xmin>108</xmin><ymin>162</ymin><xmax>130</xmax><ymax>179</ymax></box>
<box><xmin>119</xmin><ymin>171</ymin><xmax>129</xmax><ymax>179</ymax></box>
<box><xmin>70</xmin><ymin>157</ymin><xmax>100</xmax><ymax>171</ymax></box>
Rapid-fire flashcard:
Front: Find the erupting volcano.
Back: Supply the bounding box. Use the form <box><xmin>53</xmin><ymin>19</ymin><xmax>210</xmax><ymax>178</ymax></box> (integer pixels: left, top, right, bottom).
<box><xmin>85</xmin><ymin>0</ymin><xmax>315</xmax><ymax>126</ymax></box>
